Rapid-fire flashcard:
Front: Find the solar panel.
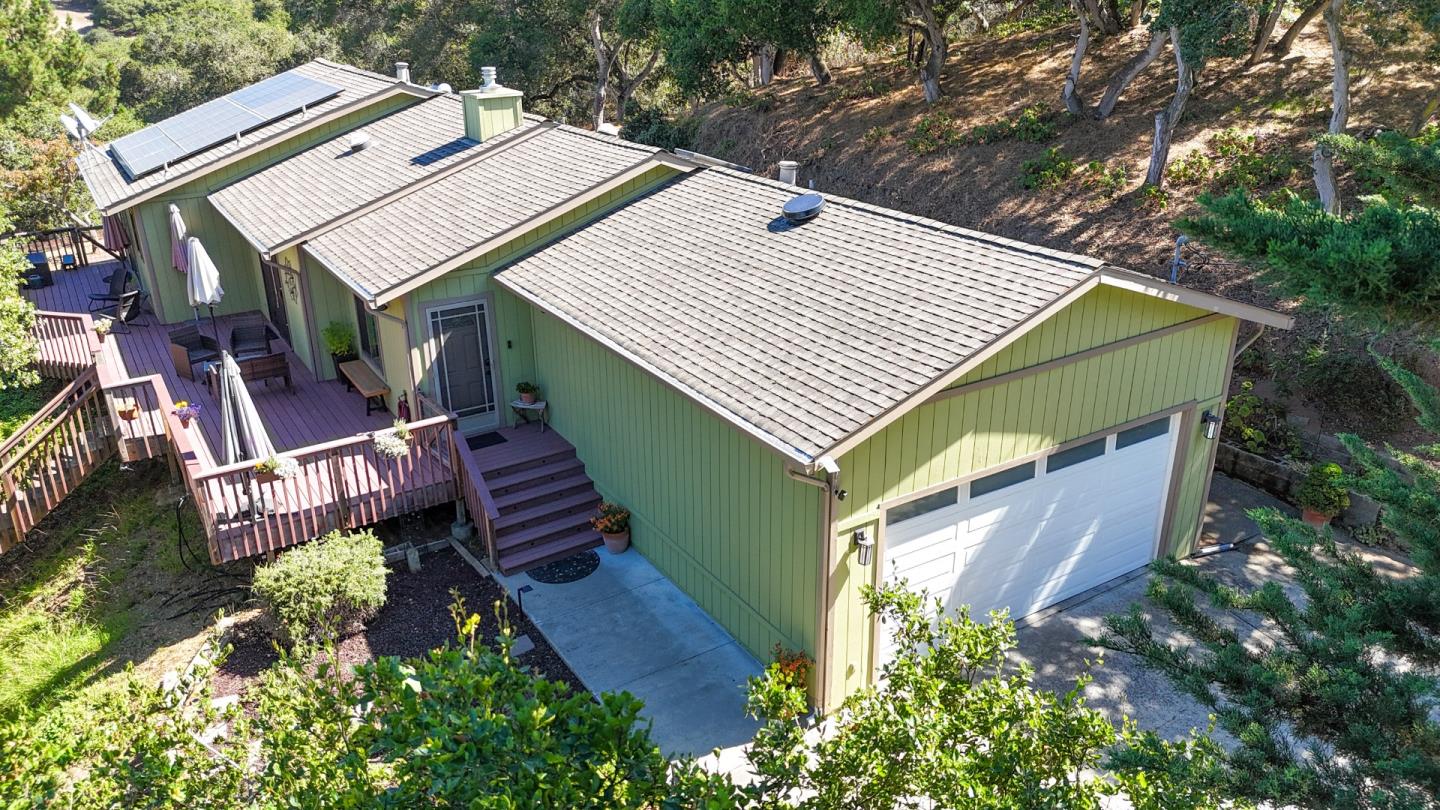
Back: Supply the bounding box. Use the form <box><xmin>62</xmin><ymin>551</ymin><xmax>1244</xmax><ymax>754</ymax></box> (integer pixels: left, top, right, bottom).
<box><xmin>111</xmin><ymin>71</ymin><xmax>343</xmax><ymax>180</ymax></box>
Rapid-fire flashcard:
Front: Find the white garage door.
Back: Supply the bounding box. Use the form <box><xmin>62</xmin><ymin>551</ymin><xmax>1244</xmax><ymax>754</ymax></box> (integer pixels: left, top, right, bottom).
<box><xmin>877</xmin><ymin>414</ymin><xmax>1179</xmax><ymax>668</ymax></box>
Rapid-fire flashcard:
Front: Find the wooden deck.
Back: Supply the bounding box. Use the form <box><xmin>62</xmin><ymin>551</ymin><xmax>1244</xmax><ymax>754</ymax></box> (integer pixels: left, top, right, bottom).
<box><xmin>24</xmin><ymin>259</ymin><xmax>394</xmax><ymax>465</ymax></box>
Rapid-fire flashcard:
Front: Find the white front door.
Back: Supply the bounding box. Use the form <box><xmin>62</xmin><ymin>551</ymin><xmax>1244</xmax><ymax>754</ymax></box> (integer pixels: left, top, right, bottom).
<box><xmin>877</xmin><ymin>414</ymin><xmax>1180</xmax><ymax>668</ymax></box>
<box><xmin>427</xmin><ymin>300</ymin><xmax>500</xmax><ymax>434</ymax></box>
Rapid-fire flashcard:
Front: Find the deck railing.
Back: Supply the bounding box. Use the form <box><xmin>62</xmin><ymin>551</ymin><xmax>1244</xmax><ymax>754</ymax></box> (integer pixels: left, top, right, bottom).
<box><xmin>33</xmin><ymin>311</ymin><xmax>103</xmax><ymax>380</ymax></box>
<box><xmin>7</xmin><ymin>225</ymin><xmax>102</xmax><ymax>270</ymax></box>
<box><xmin>0</xmin><ymin>368</ymin><xmax>116</xmax><ymax>551</ymax></box>
<box><xmin>190</xmin><ymin>415</ymin><xmax>458</xmax><ymax>562</ymax></box>
<box><xmin>415</xmin><ymin>391</ymin><xmax>500</xmax><ymax>562</ymax></box>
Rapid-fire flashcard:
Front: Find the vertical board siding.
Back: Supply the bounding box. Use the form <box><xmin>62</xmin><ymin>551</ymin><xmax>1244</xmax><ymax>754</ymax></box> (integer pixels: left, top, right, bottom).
<box><xmin>404</xmin><ymin>165</ymin><xmax>678</xmax><ymax>413</ymax></box>
<box><xmin>273</xmin><ymin>247</ymin><xmax>315</xmax><ymax>374</ymax></box>
<box><xmin>529</xmin><ymin>308</ymin><xmax>822</xmax><ymax>665</ymax></box>
<box><xmin>127</xmin><ymin>94</ymin><xmax>417</xmax><ymax>324</ymax></box>
<box><xmin>826</xmin><ymin>289</ymin><xmax>1237</xmax><ymax>704</ymax></box>
<box><xmin>305</xmin><ymin>252</ymin><xmax>355</xmax><ymax>381</ymax></box>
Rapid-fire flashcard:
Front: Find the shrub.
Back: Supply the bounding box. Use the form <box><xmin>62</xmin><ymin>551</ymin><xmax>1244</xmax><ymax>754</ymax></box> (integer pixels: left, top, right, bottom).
<box><xmin>620</xmin><ymin>104</ymin><xmax>697</xmax><ymax>152</ymax></box>
<box><xmin>963</xmin><ymin>104</ymin><xmax>1059</xmax><ymax>145</ymax></box>
<box><xmin>1222</xmin><ymin>381</ymin><xmax>1303</xmax><ymax>458</ymax></box>
<box><xmin>1296</xmin><ymin>462</ymin><xmax>1350</xmax><ymax>517</ymax></box>
<box><xmin>1020</xmin><ymin>147</ymin><xmax>1077</xmax><ymax>189</ymax></box>
<box><xmin>321</xmin><ymin>321</ymin><xmax>354</xmax><ymax>356</ymax></box>
<box><xmin>861</xmin><ymin>125</ymin><xmax>888</xmax><ymax>146</ymax></box>
<box><xmin>252</xmin><ymin>529</ymin><xmax>387</xmax><ymax>645</ymax></box>
<box><xmin>1168</xmin><ymin>152</ymin><xmax>1213</xmax><ymax>186</ymax></box>
<box><xmin>1079</xmin><ymin>160</ymin><xmax>1129</xmax><ymax>196</ymax></box>
<box><xmin>907</xmin><ymin>112</ymin><xmax>962</xmax><ymax>154</ymax></box>
<box><xmin>1277</xmin><ymin>338</ymin><xmax>1411</xmax><ymax>435</ymax></box>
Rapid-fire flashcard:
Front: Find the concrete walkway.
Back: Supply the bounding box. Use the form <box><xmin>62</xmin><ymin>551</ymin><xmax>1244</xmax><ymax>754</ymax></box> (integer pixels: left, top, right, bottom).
<box><xmin>496</xmin><ymin>550</ymin><xmax>761</xmax><ymax>757</ymax></box>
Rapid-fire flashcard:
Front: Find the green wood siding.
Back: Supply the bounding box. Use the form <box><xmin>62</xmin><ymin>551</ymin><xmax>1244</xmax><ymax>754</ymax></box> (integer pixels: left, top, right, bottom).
<box><xmin>529</xmin><ymin>308</ymin><xmax>823</xmax><ymax>667</ymax></box>
<box><xmin>402</xmin><ymin>164</ymin><xmax>678</xmax><ymax>416</ymax></box>
<box><xmin>824</xmin><ymin>288</ymin><xmax>1237</xmax><ymax>704</ymax></box>
<box><xmin>124</xmin><ymin>93</ymin><xmax>418</xmax><ymax>323</ymax></box>
<box><xmin>272</xmin><ymin>247</ymin><xmax>315</xmax><ymax>374</ymax></box>
<box><xmin>305</xmin><ymin>252</ymin><xmax>359</xmax><ymax>381</ymax></box>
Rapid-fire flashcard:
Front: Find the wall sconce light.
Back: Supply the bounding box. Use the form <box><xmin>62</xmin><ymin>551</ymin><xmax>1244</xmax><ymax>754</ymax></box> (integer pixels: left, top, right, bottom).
<box><xmin>853</xmin><ymin>528</ymin><xmax>875</xmax><ymax>566</ymax></box>
<box><xmin>1201</xmin><ymin>409</ymin><xmax>1221</xmax><ymax>440</ymax></box>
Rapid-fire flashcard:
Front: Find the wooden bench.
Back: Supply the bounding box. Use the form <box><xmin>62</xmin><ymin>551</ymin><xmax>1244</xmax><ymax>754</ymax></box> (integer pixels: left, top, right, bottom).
<box><xmin>339</xmin><ymin>360</ymin><xmax>389</xmax><ymax>415</ymax></box>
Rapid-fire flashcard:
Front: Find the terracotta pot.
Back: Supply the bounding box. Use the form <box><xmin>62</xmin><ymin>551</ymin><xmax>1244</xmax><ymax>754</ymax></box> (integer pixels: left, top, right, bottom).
<box><xmin>256</xmin><ymin>470</ymin><xmax>281</xmax><ymax>484</ymax></box>
<box><xmin>117</xmin><ymin>407</ymin><xmax>139</xmax><ymax>422</ymax></box>
<box><xmin>95</xmin><ymin>331</ymin><xmax>107</xmax><ymax>343</ymax></box>
<box><xmin>520</xmin><ymin>392</ymin><xmax>537</xmax><ymax>405</ymax></box>
<box><xmin>178</xmin><ymin>415</ymin><xmax>193</xmax><ymax>428</ymax></box>
<box><xmin>1301</xmin><ymin>507</ymin><xmax>1333</xmax><ymax>529</ymax></box>
<box><xmin>601</xmin><ymin>530</ymin><xmax>630</xmax><ymax>554</ymax></box>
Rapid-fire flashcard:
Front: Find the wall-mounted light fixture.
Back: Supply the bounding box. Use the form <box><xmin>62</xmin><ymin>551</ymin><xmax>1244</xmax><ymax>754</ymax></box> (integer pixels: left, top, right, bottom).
<box><xmin>1201</xmin><ymin>409</ymin><xmax>1221</xmax><ymax>440</ymax></box>
<box><xmin>853</xmin><ymin>528</ymin><xmax>875</xmax><ymax>566</ymax></box>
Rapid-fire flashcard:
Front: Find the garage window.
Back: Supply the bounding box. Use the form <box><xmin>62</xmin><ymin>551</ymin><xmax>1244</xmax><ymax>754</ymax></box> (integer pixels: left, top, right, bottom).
<box><xmin>1116</xmin><ymin>417</ymin><xmax>1170</xmax><ymax>449</ymax></box>
<box><xmin>886</xmin><ymin>487</ymin><xmax>958</xmax><ymax>525</ymax></box>
<box><xmin>969</xmin><ymin>461</ymin><xmax>1035</xmax><ymax>498</ymax></box>
<box><xmin>1046</xmin><ymin>438</ymin><xmax>1106</xmax><ymax>473</ymax></box>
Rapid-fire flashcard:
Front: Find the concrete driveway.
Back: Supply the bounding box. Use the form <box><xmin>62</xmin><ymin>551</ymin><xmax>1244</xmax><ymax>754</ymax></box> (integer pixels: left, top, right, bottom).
<box><xmin>496</xmin><ymin>550</ymin><xmax>761</xmax><ymax>757</ymax></box>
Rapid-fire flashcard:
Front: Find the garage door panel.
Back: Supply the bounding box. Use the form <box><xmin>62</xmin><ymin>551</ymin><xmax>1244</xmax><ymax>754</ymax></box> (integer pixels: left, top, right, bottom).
<box><xmin>880</xmin><ymin>415</ymin><xmax>1178</xmax><ymax>670</ymax></box>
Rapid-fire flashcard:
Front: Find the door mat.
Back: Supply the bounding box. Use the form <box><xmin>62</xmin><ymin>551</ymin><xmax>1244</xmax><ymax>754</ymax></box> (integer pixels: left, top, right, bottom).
<box><xmin>527</xmin><ymin>549</ymin><xmax>600</xmax><ymax>584</ymax></box>
<box><xmin>467</xmin><ymin>432</ymin><xmax>508</xmax><ymax>450</ymax></box>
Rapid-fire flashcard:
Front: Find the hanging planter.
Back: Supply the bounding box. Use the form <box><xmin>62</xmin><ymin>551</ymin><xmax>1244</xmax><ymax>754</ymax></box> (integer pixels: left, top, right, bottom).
<box><xmin>116</xmin><ymin>403</ymin><xmax>140</xmax><ymax>421</ymax></box>
<box><xmin>372</xmin><ymin>420</ymin><xmax>412</xmax><ymax>460</ymax></box>
<box><xmin>254</xmin><ymin>454</ymin><xmax>299</xmax><ymax>484</ymax></box>
<box><xmin>171</xmin><ymin>401</ymin><xmax>201</xmax><ymax>428</ymax></box>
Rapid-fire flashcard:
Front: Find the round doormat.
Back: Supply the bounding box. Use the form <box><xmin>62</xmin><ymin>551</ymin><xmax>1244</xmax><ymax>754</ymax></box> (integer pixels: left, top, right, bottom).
<box><xmin>527</xmin><ymin>549</ymin><xmax>600</xmax><ymax>584</ymax></box>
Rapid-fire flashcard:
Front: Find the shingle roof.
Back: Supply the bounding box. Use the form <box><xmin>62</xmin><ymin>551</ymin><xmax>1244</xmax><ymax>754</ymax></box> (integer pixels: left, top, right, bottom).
<box><xmin>303</xmin><ymin>126</ymin><xmax>657</xmax><ymax>298</ymax></box>
<box><xmin>209</xmin><ymin>97</ymin><xmax>547</xmax><ymax>252</ymax></box>
<box><xmin>494</xmin><ymin>168</ymin><xmax>1104</xmax><ymax>462</ymax></box>
<box><xmin>78</xmin><ymin>60</ymin><xmax>405</xmax><ymax>213</ymax></box>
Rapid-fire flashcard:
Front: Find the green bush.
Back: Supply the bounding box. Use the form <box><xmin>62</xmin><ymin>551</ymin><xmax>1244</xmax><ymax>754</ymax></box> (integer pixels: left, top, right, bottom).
<box><xmin>320</xmin><ymin>321</ymin><xmax>354</xmax><ymax>356</ymax></box>
<box><xmin>1079</xmin><ymin>160</ymin><xmax>1129</xmax><ymax>196</ymax></box>
<box><xmin>963</xmin><ymin>104</ymin><xmax>1059</xmax><ymax>145</ymax></box>
<box><xmin>1020</xmin><ymin>147</ymin><xmax>1077</xmax><ymax>189</ymax></box>
<box><xmin>1277</xmin><ymin>339</ymin><xmax>1411</xmax><ymax>435</ymax></box>
<box><xmin>907</xmin><ymin>111</ymin><xmax>962</xmax><ymax>154</ymax></box>
<box><xmin>252</xmin><ymin>529</ymin><xmax>387</xmax><ymax>645</ymax></box>
<box><xmin>1296</xmin><ymin>462</ymin><xmax>1350</xmax><ymax>518</ymax></box>
<box><xmin>620</xmin><ymin>104</ymin><xmax>698</xmax><ymax>152</ymax></box>
<box><xmin>1222</xmin><ymin>381</ymin><xmax>1303</xmax><ymax>458</ymax></box>
<box><xmin>1168</xmin><ymin>152</ymin><xmax>1214</xmax><ymax>186</ymax></box>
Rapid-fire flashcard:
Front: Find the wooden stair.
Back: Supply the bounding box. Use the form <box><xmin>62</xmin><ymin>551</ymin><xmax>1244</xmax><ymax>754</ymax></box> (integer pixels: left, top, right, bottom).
<box><xmin>476</xmin><ymin>434</ymin><xmax>603</xmax><ymax>574</ymax></box>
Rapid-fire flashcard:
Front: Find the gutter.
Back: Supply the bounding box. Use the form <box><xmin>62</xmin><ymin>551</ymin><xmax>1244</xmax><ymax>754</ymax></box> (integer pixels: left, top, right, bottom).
<box><xmin>786</xmin><ymin>455</ymin><xmax>842</xmax><ymax>712</ymax></box>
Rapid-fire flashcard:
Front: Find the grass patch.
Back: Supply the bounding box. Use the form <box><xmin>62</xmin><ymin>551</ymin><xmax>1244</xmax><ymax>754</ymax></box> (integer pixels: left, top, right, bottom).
<box><xmin>0</xmin><ymin>379</ymin><xmax>61</xmax><ymax>441</ymax></box>
<box><xmin>0</xmin><ymin>461</ymin><xmax>208</xmax><ymax>721</ymax></box>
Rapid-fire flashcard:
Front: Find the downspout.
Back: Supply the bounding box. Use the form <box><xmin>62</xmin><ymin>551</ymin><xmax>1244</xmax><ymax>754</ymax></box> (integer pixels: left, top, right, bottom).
<box><xmin>786</xmin><ymin>455</ymin><xmax>841</xmax><ymax>712</ymax></box>
<box><xmin>1233</xmin><ymin>324</ymin><xmax>1266</xmax><ymax>361</ymax></box>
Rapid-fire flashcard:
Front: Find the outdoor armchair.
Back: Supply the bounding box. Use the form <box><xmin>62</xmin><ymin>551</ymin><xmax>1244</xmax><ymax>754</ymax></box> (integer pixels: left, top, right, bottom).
<box><xmin>168</xmin><ymin>325</ymin><xmax>221</xmax><ymax>380</ymax></box>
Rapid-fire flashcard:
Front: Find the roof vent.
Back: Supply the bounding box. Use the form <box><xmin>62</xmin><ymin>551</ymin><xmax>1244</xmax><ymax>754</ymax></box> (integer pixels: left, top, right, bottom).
<box><xmin>782</xmin><ymin>192</ymin><xmax>824</xmax><ymax>224</ymax></box>
<box><xmin>348</xmin><ymin>131</ymin><xmax>373</xmax><ymax>152</ymax></box>
<box><xmin>429</xmin><ymin>82</ymin><xmax>453</xmax><ymax>93</ymax></box>
<box><xmin>777</xmin><ymin>159</ymin><xmax>799</xmax><ymax>185</ymax></box>
<box><xmin>395</xmin><ymin>62</ymin><xmax>411</xmax><ymax>83</ymax></box>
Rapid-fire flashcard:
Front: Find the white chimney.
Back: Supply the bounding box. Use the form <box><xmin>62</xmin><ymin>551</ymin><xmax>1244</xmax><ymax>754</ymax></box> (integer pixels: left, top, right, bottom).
<box><xmin>395</xmin><ymin>62</ymin><xmax>411</xmax><ymax>83</ymax></box>
<box><xmin>462</xmin><ymin>66</ymin><xmax>524</xmax><ymax>141</ymax></box>
<box><xmin>778</xmin><ymin>160</ymin><xmax>799</xmax><ymax>186</ymax></box>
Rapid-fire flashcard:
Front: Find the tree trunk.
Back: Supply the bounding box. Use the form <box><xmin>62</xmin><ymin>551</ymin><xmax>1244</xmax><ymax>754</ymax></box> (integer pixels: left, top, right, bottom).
<box><xmin>612</xmin><ymin>46</ymin><xmax>660</xmax><ymax>126</ymax></box>
<box><xmin>1095</xmin><ymin>28</ymin><xmax>1169</xmax><ymax>119</ymax></box>
<box><xmin>808</xmin><ymin>52</ymin><xmax>832</xmax><ymax>86</ymax></box>
<box><xmin>913</xmin><ymin>11</ymin><xmax>948</xmax><ymax>103</ymax></box>
<box><xmin>1062</xmin><ymin>8</ymin><xmax>1092</xmax><ymax>115</ymax></box>
<box><xmin>1103</xmin><ymin>0</ymin><xmax>1124</xmax><ymax>31</ymax></box>
<box><xmin>1146</xmin><ymin>27</ymin><xmax>1194</xmax><ymax>187</ymax></box>
<box><xmin>1276</xmin><ymin>0</ymin><xmax>1327</xmax><ymax>58</ymax></box>
<box><xmin>1247</xmin><ymin>0</ymin><xmax>1285</xmax><ymax>65</ymax></box>
<box><xmin>1314</xmin><ymin>0</ymin><xmax>1348</xmax><ymax>213</ymax></box>
<box><xmin>589</xmin><ymin>14</ymin><xmax>613</xmax><ymax>129</ymax></box>
<box><xmin>1082</xmin><ymin>0</ymin><xmax>1119</xmax><ymax>34</ymax></box>
<box><xmin>1411</xmin><ymin>94</ymin><xmax>1440</xmax><ymax>136</ymax></box>
<box><xmin>751</xmin><ymin>45</ymin><xmax>777</xmax><ymax>87</ymax></box>
<box><xmin>1129</xmin><ymin>0</ymin><xmax>1146</xmax><ymax>29</ymax></box>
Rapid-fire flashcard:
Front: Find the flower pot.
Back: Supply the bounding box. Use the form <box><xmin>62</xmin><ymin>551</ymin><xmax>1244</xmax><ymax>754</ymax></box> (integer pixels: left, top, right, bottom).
<box><xmin>601</xmin><ymin>530</ymin><xmax>630</xmax><ymax>554</ymax></box>
<box><xmin>1301</xmin><ymin>507</ymin><xmax>1332</xmax><ymax>529</ymax></box>
<box><xmin>117</xmin><ymin>407</ymin><xmax>139</xmax><ymax>422</ymax></box>
<box><xmin>331</xmin><ymin>351</ymin><xmax>358</xmax><ymax>379</ymax></box>
<box><xmin>256</xmin><ymin>470</ymin><xmax>281</xmax><ymax>485</ymax></box>
<box><xmin>520</xmin><ymin>392</ymin><xmax>537</xmax><ymax>405</ymax></box>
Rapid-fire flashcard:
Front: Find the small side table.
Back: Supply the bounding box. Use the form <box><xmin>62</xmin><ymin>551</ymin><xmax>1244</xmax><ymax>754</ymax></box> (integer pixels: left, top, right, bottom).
<box><xmin>510</xmin><ymin>399</ymin><xmax>548</xmax><ymax>431</ymax></box>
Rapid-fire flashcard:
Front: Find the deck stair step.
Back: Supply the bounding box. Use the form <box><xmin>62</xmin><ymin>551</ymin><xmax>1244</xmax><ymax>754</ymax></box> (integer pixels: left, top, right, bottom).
<box><xmin>493</xmin><ymin>474</ymin><xmax>595</xmax><ymax>514</ymax></box>
<box><xmin>501</xmin><ymin>531</ymin><xmax>604</xmax><ymax>572</ymax></box>
<box><xmin>494</xmin><ymin>491</ymin><xmax>600</xmax><ymax>534</ymax></box>
<box><xmin>480</xmin><ymin>448</ymin><xmax>577</xmax><ymax>479</ymax></box>
<box><xmin>485</xmin><ymin>457</ymin><xmax>586</xmax><ymax>497</ymax></box>
<box><xmin>497</xmin><ymin>512</ymin><xmax>597</xmax><ymax>552</ymax></box>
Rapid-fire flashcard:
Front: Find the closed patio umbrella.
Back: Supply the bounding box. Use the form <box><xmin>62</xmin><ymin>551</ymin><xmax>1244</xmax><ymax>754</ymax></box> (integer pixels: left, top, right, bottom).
<box><xmin>219</xmin><ymin>351</ymin><xmax>275</xmax><ymax>465</ymax></box>
<box><xmin>185</xmin><ymin>236</ymin><xmax>224</xmax><ymax>338</ymax></box>
<box><xmin>101</xmin><ymin>214</ymin><xmax>128</xmax><ymax>254</ymax></box>
<box><xmin>169</xmin><ymin>205</ymin><xmax>188</xmax><ymax>273</ymax></box>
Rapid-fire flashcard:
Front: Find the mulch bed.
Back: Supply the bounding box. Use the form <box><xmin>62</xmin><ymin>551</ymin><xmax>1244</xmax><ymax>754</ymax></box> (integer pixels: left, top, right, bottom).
<box><xmin>212</xmin><ymin>547</ymin><xmax>584</xmax><ymax>697</ymax></box>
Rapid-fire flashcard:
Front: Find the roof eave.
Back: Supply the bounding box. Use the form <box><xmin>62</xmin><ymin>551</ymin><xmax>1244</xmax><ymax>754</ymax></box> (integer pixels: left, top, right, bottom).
<box><xmin>1094</xmin><ymin>266</ymin><xmax>1295</xmax><ymax>329</ymax></box>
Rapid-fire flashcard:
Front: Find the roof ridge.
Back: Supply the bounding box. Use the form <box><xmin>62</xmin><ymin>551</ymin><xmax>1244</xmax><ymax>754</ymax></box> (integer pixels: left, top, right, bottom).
<box><xmin>550</xmin><ymin>122</ymin><xmax>661</xmax><ymax>156</ymax></box>
<box><xmin>704</xmin><ymin>165</ymin><xmax>1104</xmax><ymax>270</ymax></box>
<box><xmin>307</xmin><ymin>58</ymin><xmax>407</xmax><ymax>86</ymax></box>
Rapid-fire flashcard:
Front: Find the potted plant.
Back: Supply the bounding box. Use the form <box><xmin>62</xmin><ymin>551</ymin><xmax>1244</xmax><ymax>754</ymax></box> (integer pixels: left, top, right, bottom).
<box><xmin>372</xmin><ymin>419</ymin><xmax>411</xmax><ymax>459</ymax></box>
<box><xmin>516</xmin><ymin>381</ymin><xmax>540</xmax><ymax>405</ymax></box>
<box><xmin>93</xmin><ymin>318</ymin><xmax>113</xmax><ymax>342</ymax></box>
<box><xmin>254</xmin><ymin>454</ymin><xmax>299</xmax><ymax>484</ymax></box>
<box><xmin>1297</xmin><ymin>462</ymin><xmax>1350</xmax><ymax>529</ymax></box>
<box><xmin>322</xmin><ymin>322</ymin><xmax>357</xmax><ymax>379</ymax></box>
<box><xmin>171</xmin><ymin>401</ymin><xmax>201</xmax><ymax>428</ymax></box>
<box><xmin>115</xmin><ymin>400</ymin><xmax>140</xmax><ymax>421</ymax></box>
<box><xmin>591</xmin><ymin>501</ymin><xmax>631</xmax><ymax>554</ymax></box>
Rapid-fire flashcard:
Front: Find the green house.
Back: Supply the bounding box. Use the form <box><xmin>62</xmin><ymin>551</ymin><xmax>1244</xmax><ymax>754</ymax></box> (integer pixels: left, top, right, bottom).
<box><xmin>75</xmin><ymin>60</ymin><xmax>1291</xmax><ymax>709</ymax></box>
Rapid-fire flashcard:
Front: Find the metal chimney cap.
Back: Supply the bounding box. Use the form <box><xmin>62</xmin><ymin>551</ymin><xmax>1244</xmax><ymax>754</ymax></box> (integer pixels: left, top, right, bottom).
<box><xmin>480</xmin><ymin>66</ymin><xmax>498</xmax><ymax>89</ymax></box>
<box><xmin>394</xmin><ymin>62</ymin><xmax>411</xmax><ymax>82</ymax></box>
